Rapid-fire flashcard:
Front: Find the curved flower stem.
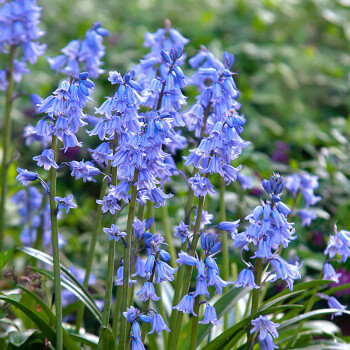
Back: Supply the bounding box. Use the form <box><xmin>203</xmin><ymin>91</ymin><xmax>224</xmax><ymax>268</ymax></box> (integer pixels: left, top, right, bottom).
<box><xmin>75</xmin><ymin>162</ymin><xmax>111</xmax><ymax>334</ymax></box>
<box><xmin>49</xmin><ymin>135</ymin><xmax>63</xmax><ymax>350</ymax></box>
<box><xmin>119</xmin><ymin>168</ymin><xmax>140</xmax><ymax>350</ymax></box>
<box><xmin>0</xmin><ymin>45</ymin><xmax>16</xmax><ymax>251</ymax></box>
<box><xmin>246</xmin><ymin>257</ymin><xmax>263</xmax><ymax>350</ymax></box>
<box><xmin>169</xmin><ymin>192</ymin><xmax>206</xmax><ymax>350</ymax></box>
<box><xmin>190</xmin><ymin>295</ymin><xmax>201</xmax><ymax>350</ymax></box>
<box><xmin>219</xmin><ymin>176</ymin><xmax>230</xmax><ymax>329</ymax></box>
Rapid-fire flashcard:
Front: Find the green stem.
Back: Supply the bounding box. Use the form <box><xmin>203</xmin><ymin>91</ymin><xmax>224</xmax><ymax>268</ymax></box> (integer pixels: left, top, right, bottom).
<box><xmin>169</xmin><ymin>193</ymin><xmax>206</xmax><ymax>350</ymax></box>
<box><xmin>100</xmin><ymin>239</ymin><xmax>116</xmax><ymax>328</ymax></box>
<box><xmin>0</xmin><ymin>45</ymin><xmax>16</xmax><ymax>251</ymax></box>
<box><xmin>168</xmin><ymin>187</ymin><xmax>194</xmax><ymax>345</ymax></box>
<box><xmin>98</xmin><ymin>137</ymin><xmax>119</xmax><ymax>349</ymax></box>
<box><xmin>147</xmin><ymin>200</ymin><xmax>155</xmax><ymax>234</ymax></box>
<box><xmin>246</xmin><ymin>257</ymin><xmax>263</xmax><ymax>350</ymax></box>
<box><xmin>161</xmin><ymin>204</ymin><xmax>176</xmax><ymax>267</ymax></box>
<box><xmin>75</xmin><ymin>163</ymin><xmax>111</xmax><ymax>334</ymax></box>
<box><xmin>219</xmin><ymin>176</ymin><xmax>229</xmax><ymax>329</ymax></box>
<box><xmin>49</xmin><ymin>135</ymin><xmax>63</xmax><ymax>350</ymax></box>
<box><xmin>119</xmin><ymin>169</ymin><xmax>140</xmax><ymax>350</ymax></box>
<box><xmin>112</xmin><ymin>286</ymin><xmax>122</xmax><ymax>337</ymax></box>
<box><xmin>190</xmin><ymin>295</ymin><xmax>201</xmax><ymax>350</ymax></box>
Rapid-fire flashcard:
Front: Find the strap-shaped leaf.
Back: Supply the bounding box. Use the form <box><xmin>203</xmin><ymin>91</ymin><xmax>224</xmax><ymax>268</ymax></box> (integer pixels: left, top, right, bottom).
<box><xmin>100</xmin><ymin>326</ymin><xmax>117</xmax><ymax>350</ymax></box>
<box><xmin>31</xmin><ymin>266</ymin><xmax>102</xmax><ymax>324</ymax></box>
<box><xmin>17</xmin><ymin>247</ymin><xmax>102</xmax><ymax>324</ymax></box>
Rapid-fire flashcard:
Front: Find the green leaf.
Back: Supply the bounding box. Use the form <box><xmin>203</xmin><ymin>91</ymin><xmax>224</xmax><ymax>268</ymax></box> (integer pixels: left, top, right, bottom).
<box><xmin>262</xmin><ymin>280</ymin><xmax>329</xmax><ymax>307</ymax></box>
<box><xmin>31</xmin><ymin>266</ymin><xmax>102</xmax><ymax>324</ymax></box>
<box><xmin>8</xmin><ymin>329</ymin><xmax>37</xmax><ymax>347</ymax></box>
<box><xmin>100</xmin><ymin>326</ymin><xmax>116</xmax><ymax>350</ymax></box>
<box><xmin>18</xmin><ymin>286</ymin><xmax>81</xmax><ymax>350</ymax></box>
<box><xmin>17</xmin><ymin>247</ymin><xmax>102</xmax><ymax>324</ymax></box>
<box><xmin>0</xmin><ymin>247</ymin><xmax>15</xmax><ymax>270</ymax></box>
<box><xmin>280</xmin><ymin>308</ymin><xmax>350</xmax><ymax>329</ymax></box>
<box><xmin>69</xmin><ymin>333</ymin><xmax>98</xmax><ymax>349</ymax></box>
<box><xmin>0</xmin><ymin>296</ymin><xmax>56</xmax><ymax>347</ymax></box>
<box><xmin>259</xmin><ymin>290</ymin><xmax>303</xmax><ymax>312</ymax></box>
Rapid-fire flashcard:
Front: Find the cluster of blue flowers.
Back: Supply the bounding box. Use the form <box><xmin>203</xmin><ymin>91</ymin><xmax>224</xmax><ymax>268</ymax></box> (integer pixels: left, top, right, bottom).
<box><xmin>123</xmin><ymin>306</ymin><xmax>170</xmax><ymax>350</ymax></box>
<box><xmin>0</xmin><ymin>0</ymin><xmax>46</xmax><ymax>90</ymax></box>
<box><xmin>184</xmin><ymin>48</ymin><xmax>249</xmax><ymax>186</ymax></box>
<box><xmin>228</xmin><ymin>174</ymin><xmax>302</xmax><ymax>291</ymax></box>
<box><xmin>48</xmin><ymin>22</ymin><xmax>108</xmax><ymax>79</ymax></box>
<box><xmin>173</xmin><ymin>231</ymin><xmax>229</xmax><ymax>324</ymax></box>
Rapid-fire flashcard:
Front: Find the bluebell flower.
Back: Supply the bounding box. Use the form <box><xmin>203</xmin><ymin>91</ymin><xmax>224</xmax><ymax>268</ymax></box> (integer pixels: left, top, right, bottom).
<box><xmin>0</xmin><ymin>0</ymin><xmax>46</xmax><ymax>76</ymax></box>
<box><xmin>173</xmin><ymin>221</ymin><xmax>190</xmax><ymax>243</ymax></box>
<box><xmin>137</xmin><ymin>281</ymin><xmax>160</xmax><ymax>302</ymax></box>
<box><xmin>258</xmin><ymin>333</ymin><xmax>279</xmax><ymax>350</ymax></box>
<box><xmin>145</xmin><ymin>254</ymin><xmax>156</xmax><ymax>276</ymax></box>
<box><xmin>194</xmin><ymin>275</ymin><xmax>209</xmax><ymax>298</ymax></box>
<box><xmin>54</xmin><ymin>194</ymin><xmax>77</xmax><ymax>213</ymax></box>
<box><xmin>87</xmin><ymin>142</ymin><xmax>111</xmax><ymax>165</ymax></box>
<box><xmin>206</xmin><ymin>268</ymin><xmax>232</xmax><ymax>294</ymax></box>
<box><xmin>69</xmin><ymin>160</ymin><xmax>100</xmax><ymax>182</ymax></box>
<box><xmin>33</xmin><ymin>149</ymin><xmax>58</xmax><ymax>170</ymax></box>
<box><xmin>250</xmin><ymin>315</ymin><xmax>280</xmax><ymax>340</ymax></box>
<box><xmin>115</xmin><ymin>265</ymin><xmax>136</xmax><ymax>286</ymax></box>
<box><xmin>324</xmin><ymin>228</ymin><xmax>350</xmax><ymax>262</ymax></box>
<box><xmin>233</xmin><ymin>268</ymin><xmax>259</xmax><ymax>289</ymax></box>
<box><xmin>131</xmin><ymin>338</ymin><xmax>145</xmax><ymax>350</ymax></box>
<box><xmin>218</xmin><ymin>220</ymin><xmax>240</xmax><ymax>233</ymax></box>
<box><xmin>132</xmin><ymin>257</ymin><xmax>146</xmax><ymax>278</ymax></box>
<box><xmin>133</xmin><ymin>218</ymin><xmax>147</xmax><ymax>240</ymax></box>
<box><xmin>144</xmin><ymin>233</ymin><xmax>165</xmax><ymax>254</ymax></box>
<box><xmin>327</xmin><ymin>296</ymin><xmax>347</xmax><ymax>319</ymax></box>
<box><xmin>148</xmin><ymin>313</ymin><xmax>170</xmax><ymax>334</ymax></box>
<box><xmin>199</xmin><ymin>304</ymin><xmax>222</xmax><ymax>326</ymax></box>
<box><xmin>176</xmin><ymin>251</ymin><xmax>198</xmax><ymax>266</ymax></box>
<box><xmin>16</xmin><ymin>167</ymin><xmax>39</xmax><ymax>186</ymax></box>
<box><xmin>323</xmin><ymin>263</ymin><xmax>342</xmax><ymax>283</ymax></box>
<box><xmin>188</xmin><ymin>173</ymin><xmax>216</xmax><ymax>197</ymax></box>
<box><xmin>154</xmin><ymin>260</ymin><xmax>177</xmax><ymax>284</ymax></box>
<box><xmin>96</xmin><ymin>194</ymin><xmax>120</xmax><ymax>215</ymax></box>
<box><xmin>269</xmin><ymin>255</ymin><xmax>302</xmax><ymax>291</ymax></box>
<box><xmin>173</xmin><ymin>294</ymin><xmax>197</xmax><ymax>316</ymax></box>
<box><xmin>123</xmin><ymin>306</ymin><xmax>139</xmax><ymax>323</ymax></box>
<box><xmin>286</xmin><ymin>173</ymin><xmax>321</xmax><ymax>207</ymax></box>
<box><xmin>103</xmin><ymin>224</ymin><xmax>126</xmax><ymax>242</ymax></box>
<box><xmin>48</xmin><ymin>23</ymin><xmax>108</xmax><ymax>78</ymax></box>
<box><xmin>22</xmin><ymin>124</ymin><xmax>50</xmax><ymax>147</ymax></box>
